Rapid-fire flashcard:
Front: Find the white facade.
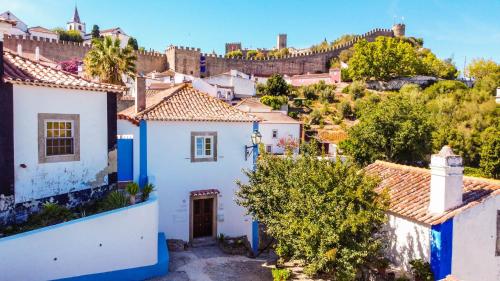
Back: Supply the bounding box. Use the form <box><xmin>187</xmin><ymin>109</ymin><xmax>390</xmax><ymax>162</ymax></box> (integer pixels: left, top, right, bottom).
<box><xmin>0</xmin><ymin>11</ymin><xmax>28</xmax><ymax>34</ymax></box>
<box><xmin>204</xmin><ymin>72</ymin><xmax>256</xmax><ymax>98</ymax></box>
<box><xmin>192</xmin><ymin>78</ymin><xmax>234</xmax><ymax>101</ymax></box>
<box><xmin>13</xmin><ymin>84</ymin><xmax>109</xmax><ymax>203</ymax></box>
<box><xmin>0</xmin><ymin>195</ymin><xmax>158</xmax><ymax>281</ymax></box>
<box><xmin>259</xmin><ymin>122</ymin><xmax>300</xmax><ymax>154</ymax></box>
<box><xmin>118</xmin><ymin>120</ymin><xmax>256</xmax><ymax>244</ymax></box>
<box><xmin>28</xmin><ymin>29</ymin><xmax>59</xmax><ymax>41</ymax></box>
<box><xmin>384</xmin><ymin>214</ymin><xmax>431</xmax><ymax>271</ymax></box>
<box><xmin>100</xmin><ymin>28</ymin><xmax>130</xmax><ymax>49</ymax></box>
<box><xmin>452</xmin><ymin>195</ymin><xmax>500</xmax><ymax>281</ymax></box>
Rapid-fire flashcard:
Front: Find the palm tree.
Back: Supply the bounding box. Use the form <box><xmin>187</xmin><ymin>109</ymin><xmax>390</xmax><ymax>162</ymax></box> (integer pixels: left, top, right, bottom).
<box><xmin>84</xmin><ymin>36</ymin><xmax>137</xmax><ymax>85</ymax></box>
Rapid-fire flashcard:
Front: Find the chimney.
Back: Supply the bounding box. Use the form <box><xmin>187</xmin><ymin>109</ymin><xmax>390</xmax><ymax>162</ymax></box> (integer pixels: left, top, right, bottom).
<box><xmin>428</xmin><ymin>146</ymin><xmax>464</xmax><ymax>214</ymax></box>
<box><xmin>135</xmin><ymin>76</ymin><xmax>146</xmax><ymax>113</ymax></box>
<box><xmin>35</xmin><ymin>46</ymin><xmax>40</xmax><ymax>61</ymax></box>
<box><xmin>17</xmin><ymin>43</ymin><xmax>22</xmax><ymax>56</ymax></box>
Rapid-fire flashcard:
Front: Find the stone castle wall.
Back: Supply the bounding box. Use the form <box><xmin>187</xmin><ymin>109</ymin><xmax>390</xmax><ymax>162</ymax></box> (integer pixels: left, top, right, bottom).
<box><xmin>3</xmin><ymin>35</ymin><xmax>168</xmax><ymax>74</ymax></box>
<box><xmin>5</xmin><ymin>27</ymin><xmax>395</xmax><ymax>77</ymax></box>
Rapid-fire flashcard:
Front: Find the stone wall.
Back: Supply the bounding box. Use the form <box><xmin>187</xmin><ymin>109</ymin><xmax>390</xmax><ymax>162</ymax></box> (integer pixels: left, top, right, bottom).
<box><xmin>4</xmin><ymin>35</ymin><xmax>168</xmax><ymax>74</ymax></box>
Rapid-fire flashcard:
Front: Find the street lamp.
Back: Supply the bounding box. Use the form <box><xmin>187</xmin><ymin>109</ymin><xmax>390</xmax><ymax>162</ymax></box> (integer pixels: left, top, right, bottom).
<box><xmin>245</xmin><ymin>129</ymin><xmax>262</xmax><ymax>160</ymax></box>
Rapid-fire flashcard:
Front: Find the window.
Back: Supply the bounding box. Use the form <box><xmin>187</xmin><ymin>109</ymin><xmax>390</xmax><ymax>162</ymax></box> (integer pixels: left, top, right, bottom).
<box><xmin>45</xmin><ymin>121</ymin><xmax>74</xmax><ymax>156</ymax></box>
<box><xmin>38</xmin><ymin>113</ymin><xmax>80</xmax><ymax>163</ymax></box>
<box><xmin>272</xmin><ymin>129</ymin><xmax>278</xmax><ymax>139</ymax></box>
<box><xmin>191</xmin><ymin>132</ymin><xmax>217</xmax><ymax>162</ymax></box>
<box><xmin>266</xmin><ymin>145</ymin><xmax>272</xmax><ymax>153</ymax></box>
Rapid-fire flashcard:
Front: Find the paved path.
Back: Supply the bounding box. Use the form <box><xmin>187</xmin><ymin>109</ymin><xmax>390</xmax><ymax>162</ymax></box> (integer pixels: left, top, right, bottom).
<box><xmin>150</xmin><ymin>245</ymin><xmax>273</xmax><ymax>281</ymax></box>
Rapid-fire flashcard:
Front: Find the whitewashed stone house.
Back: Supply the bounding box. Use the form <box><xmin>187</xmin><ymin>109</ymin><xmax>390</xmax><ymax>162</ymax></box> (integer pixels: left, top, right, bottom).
<box><xmin>236</xmin><ymin>98</ymin><xmax>301</xmax><ymax>155</ymax></box>
<box><xmin>117</xmin><ymin>83</ymin><xmax>261</xmax><ymax>249</ymax></box>
<box><xmin>203</xmin><ymin>70</ymin><xmax>256</xmax><ymax>99</ymax></box>
<box><xmin>365</xmin><ymin>146</ymin><xmax>500</xmax><ymax>281</ymax></box>
<box><xmin>0</xmin><ymin>36</ymin><xmax>125</xmax><ymax>225</ymax></box>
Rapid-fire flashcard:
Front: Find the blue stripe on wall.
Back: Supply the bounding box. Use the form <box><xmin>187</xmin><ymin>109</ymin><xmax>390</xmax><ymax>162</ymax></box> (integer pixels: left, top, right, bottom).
<box><xmin>117</xmin><ymin>138</ymin><xmax>134</xmax><ymax>182</ymax></box>
<box><xmin>251</xmin><ymin>121</ymin><xmax>259</xmax><ymax>254</ymax></box>
<box><xmin>139</xmin><ymin>120</ymin><xmax>148</xmax><ymax>187</ymax></box>
<box><xmin>430</xmin><ymin>218</ymin><xmax>453</xmax><ymax>280</ymax></box>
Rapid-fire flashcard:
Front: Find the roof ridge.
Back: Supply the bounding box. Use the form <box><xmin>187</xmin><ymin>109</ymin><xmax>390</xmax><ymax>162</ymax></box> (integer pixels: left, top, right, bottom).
<box><xmin>135</xmin><ymin>83</ymin><xmax>188</xmax><ymax>118</ymax></box>
<box><xmin>373</xmin><ymin>160</ymin><xmax>500</xmax><ymax>184</ymax></box>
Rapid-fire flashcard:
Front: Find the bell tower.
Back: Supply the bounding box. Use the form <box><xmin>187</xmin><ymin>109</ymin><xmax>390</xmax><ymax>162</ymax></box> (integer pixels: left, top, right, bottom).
<box><xmin>67</xmin><ymin>6</ymin><xmax>86</xmax><ymax>36</ymax></box>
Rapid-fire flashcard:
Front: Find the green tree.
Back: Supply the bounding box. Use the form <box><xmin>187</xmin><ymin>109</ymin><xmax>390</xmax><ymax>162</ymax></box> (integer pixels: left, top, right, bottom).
<box><xmin>340</xmin><ymin>93</ymin><xmax>433</xmax><ymax>166</ymax></box>
<box><xmin>480</xmin><ymin>126</ymin><xmax>500</xmax><ymax>179</ymax></box>
<box><xmin>260</xmin><ymin>95</ymin><xmax>288</xmax><ymax>110</ymax></box>
<box><xmin>84</xmin><ymin>37</ymin><xmax>137</xmax><ymax>85</ymax></box>
<box><xmin>127</xmin><ymin>37</ymin><xmax>139</xmax><ymax>51</ymax></box>
<box><xmin>225</xmin><ymin>49</ymin><xmax>243</xmax><ymax>58</ymax></box>
<box><xmin>348</xmin><ymin>37</ymin><xmax>420</xmax><ymax>81</ymax></box>
<box><xmin>264</xmin><ymin>74</ymin><xmax>290</xmax><ymax>96</ymax></box>
<box><xmin>53</xmin><ymin>28</ymin><xmax>83</xmax><ymax>43</ymax></box>
<box><xmin>91</xmin><ymin>24</ymin><xmax>100</xmax><ymax>39</ymax></box>
<box><xmin>246</xmin><ymin>49</ymin><xmax>258</xmax><ymax>59</ymax></box>
<box><xmin>466</xmin><ymin>58</ymin><xmax>500</xmax><ymax>80</ymax></box>
<box><xmin>236</xmin><ymin>143</ymin><xmax>388</xmax><ymax>279</ymax></box>
<box><xmin>419</xmin><ymin>49</ymin><xmax>458</xmax><ymax>79</ymax></box>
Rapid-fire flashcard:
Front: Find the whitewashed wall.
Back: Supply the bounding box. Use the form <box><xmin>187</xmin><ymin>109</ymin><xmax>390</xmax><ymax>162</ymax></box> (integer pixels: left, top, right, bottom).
<box><xmin>28</xmin><ymin>30</ymin><xmax>59</xmax><ymax>41</ymax></box>
<box><xmin>13</xmin><ymin>85</ymin><xmax>109</xmax><ymax>203</ymax></box>
<box><xmin>192</xmin><ymin>78</ymin><xmax>217</xmax><ymax>97</ymax></box>
<box><xmin>117</xmin><ymin>119</ymin><xmax>141</xmax><ymax>183</ymax></box>
<box><xmin>452</xmin><ymin>195</ymin><xmax>500</xmax><ymax>281</ymax></box>
<box><xmin>0</xmin><ymin>195</ymin><xmax>159</xmax><ymax>281</ymax></box>
<box><xmin>259</xmin><ymin>123</ymin><xmax>300</xmax><ymax>154</ymax></box>
<box><xmin>204</xmin><ymin>75</ymin><xmax>256</xmax><ymax>98</ymax></box>
<box><xmin>384</xmin><ymin>214</ymin><xmax>431</xmax><ymax>271</ymax></box>
<box><xmin>146</xmin><ymin>121</ymin><xmax>254</xmax><ymax>242</ymax></box>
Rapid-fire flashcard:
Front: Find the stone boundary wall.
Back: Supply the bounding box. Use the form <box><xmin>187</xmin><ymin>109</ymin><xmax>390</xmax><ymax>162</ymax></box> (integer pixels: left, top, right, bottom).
<box><xmin>3</xmin><ymin>35</ymin><xmax>168</xmax><ymax>74</ymax></box>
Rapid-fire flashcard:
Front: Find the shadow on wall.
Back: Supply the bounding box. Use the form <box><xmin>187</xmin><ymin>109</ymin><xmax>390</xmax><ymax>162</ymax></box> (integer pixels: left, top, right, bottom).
<box><xmin>381</xmin><ymin>218</ymin><xmax>429</xmax><ymax>271</ymax></box>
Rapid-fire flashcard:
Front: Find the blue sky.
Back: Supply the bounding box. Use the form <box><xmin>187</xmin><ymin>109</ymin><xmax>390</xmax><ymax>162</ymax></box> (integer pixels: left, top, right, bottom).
<box><xmin>2</xmin><ymin>0</ymin><xmax>499</xmax><ymax>70</ymax></box>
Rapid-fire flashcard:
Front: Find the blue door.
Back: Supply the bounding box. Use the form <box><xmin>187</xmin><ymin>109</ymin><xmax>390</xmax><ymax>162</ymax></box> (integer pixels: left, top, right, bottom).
<box><xmin>118</xmin><ymin>138</ymin><xmax>134</xmax><ymax>182</ymax></box>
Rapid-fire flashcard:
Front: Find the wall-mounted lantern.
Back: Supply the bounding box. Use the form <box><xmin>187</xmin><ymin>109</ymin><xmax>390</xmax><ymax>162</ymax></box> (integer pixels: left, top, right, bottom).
<box><xmin>245</xmin><ymin>129</ymin><xmax>262</xmax><ymax>160</ymax></box>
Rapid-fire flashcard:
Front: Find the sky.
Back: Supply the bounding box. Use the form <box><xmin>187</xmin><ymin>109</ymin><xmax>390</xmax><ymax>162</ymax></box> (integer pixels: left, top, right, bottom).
<box><xmin>1</xmin><ymin>0</ymin><xmax>499</xmax><ymax>71</ymax></box>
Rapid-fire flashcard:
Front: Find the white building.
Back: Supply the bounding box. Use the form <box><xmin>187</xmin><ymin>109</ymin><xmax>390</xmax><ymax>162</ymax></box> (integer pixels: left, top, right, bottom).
<box><xmin>192</xmin><ymin>78</ymin><xmax>234</xmax><ymax>102</ymax></box>
<box><xmin>203</xmin><ymin>70</ymin><xmax>256</xmax><ymax>99</ymax></box>
<box><xmin>0</xmin><ymin>40</ymin><xmax>125</xmax><ymax>225</ymax></box>
<box><xmin>0</xmin><ymin>11</ymin><xmax>28</xmax><ymax>36</ymax></box>
<box><xmin>99</xmin><ymin>28</ymin><xmax>131</xmax><ymax>48</ymax></box>
<box><xmin>27</xmin><ymin>26</ymin><xmax>59</xmax><ymax>41</ymax></box>
<box><xmin>236</xmin><ymin>98</ymin><xmax>301</xmax><ymax>155</ymax></box>
<box><xmin>118</xmin><ymin>83</ymin><xmax>260</xmax><ymax>248</ymax></box>
<box><xmin>365</xmin><ymin>146</ymin><xmax>500</xmax><ymax>281</ymax></box>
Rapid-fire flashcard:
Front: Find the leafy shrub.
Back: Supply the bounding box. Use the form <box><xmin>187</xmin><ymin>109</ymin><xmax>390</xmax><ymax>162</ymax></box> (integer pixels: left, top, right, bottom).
<box><xmin>422</xmin><ymin>80</ymin><xmax>467</xmax><ymax>99</ymax></box>
<box><xmin>30</xmin><ymin>202</ymin><xmax>76</xmax><ymax>227</ymax></box>
<box><xmin>288</xmin><ymin>111</ymin><xmax>299</xmax><ymax>119</ymax></box>
<box><xmin>102</xmin><ymin>191</ymin><xmax>129</xmax><ymax>211</ymax></box>
<box><xmin>348</xmin><ymin>80</ymin><xmax>366</xmax><ymax>100</ymax></box>
<box><xmin>341</xmin><ymin>68</ymin><xmax>352</xmax><ymax>82</ymax></box>
<box><xmin>339</xmin><ymin>101</ymin><xmax>353</xmax><ymax>119</ymax></box>
<box><xmin>480</xmin><ymin>127</ymin><xmax>500</xmax><ymax>179</ymax></box>
<box><xmin>225</xmin><ymin>50</ymin><xmax>243</xmax><ymax>58</ymax></box>
<box><xmin>53</xmin><ymin>28</ymin><xmax>83</xmax><ymax>42</ymax></box>
<box><xmin>126</xmin><ymin>182</ymin><xmax>139</xmax><ymax>196</ymax></box>
<box><xmin>399</xmin><ymin>83</ymin><xmax>421</xmax><ymax>95</ymax></box>
<box><xmin>260</xmin><ymin>95</ymin><xmax>288</xmax><ymax>110</ymax></box>
<box><xmin>409</xmin><ymin>259</ymin><xmax>434</xmax><ymax>281</ymax></box>
<box><xmin>142</xmin><ymin>183</ymin><xmax>156</xmax><ymax>201</ymax></box>
<box><xmin>309</xmin><ymin>109</ymin><xmax>323</xmax><ymax>125</ymax></box>
<box><xmin>272</xmin><ymin>268</ymin><xmax>291</xmax><ymax>281</ymax></box>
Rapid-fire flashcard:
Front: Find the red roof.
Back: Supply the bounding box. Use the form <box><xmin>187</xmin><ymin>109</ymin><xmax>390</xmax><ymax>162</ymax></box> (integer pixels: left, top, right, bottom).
<box><xmin>2</xmin><ymin>51</ymin><xmax>125</xmax><ymax>93</ymax></box>
<box><xmin>365</xmin><ymin>161</ymin><xmax>500</xmax><ymax>225</ymax></box>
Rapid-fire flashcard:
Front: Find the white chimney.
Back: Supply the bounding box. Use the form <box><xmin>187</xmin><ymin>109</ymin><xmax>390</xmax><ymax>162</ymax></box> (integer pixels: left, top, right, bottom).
<box><xmin>428</xmin><ymin>146</ymin><xmax>464</xmax><ymax>214</ymax></box>
<box><xmin>35</xmin><ymin>46</ymin><xmax>40</xmax><ymax>61</ymax></box>
<box><xmin>135</xmin><ymin>76</ymin><xmax>146</xmax><ymax>113</ymax></box>
<box><xmin>17</xmin><ymin>43</ymin><xmax>22</xmax><ymax>56</ymax></box>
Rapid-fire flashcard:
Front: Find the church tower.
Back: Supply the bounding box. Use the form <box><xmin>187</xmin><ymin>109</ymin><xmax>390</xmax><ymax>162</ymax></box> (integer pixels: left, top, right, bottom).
<box><xmin>67</xmin><ymin>6</ymin><xmax>86</xmax><ymax>36</ymax></box>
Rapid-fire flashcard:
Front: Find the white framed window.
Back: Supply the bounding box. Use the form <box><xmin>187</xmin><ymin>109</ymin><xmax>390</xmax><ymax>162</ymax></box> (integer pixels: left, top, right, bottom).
<box><xmin>38</xmin><ymin>113</ymin><xmax>80</xmax><ymax>163</ymax></box>
<box><xmin>191</xmin><ymin>132</ymin><xmax>217</xmax><ymax>162</ymax></box>
<box><xmin>272</xmin><ymin>129</ymin><xmax>278</xmax><ymax>139</ymax></box>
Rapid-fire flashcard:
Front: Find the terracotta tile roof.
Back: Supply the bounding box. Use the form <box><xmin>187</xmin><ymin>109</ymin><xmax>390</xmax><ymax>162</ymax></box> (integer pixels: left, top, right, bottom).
<box><xmin>249</xmin><ymin>112</ymin><xmax>300</xmax><ymax>124</ymax></box>
<box><xmin>2</xmin><ymin>51</ymin><xmax>125</xmax><ymax>93</ymax></box>
<box><xmin>316</xmin><ymin>129</ymin><xmax>348</xmax><ymax>144</ymax></box>
<box><xmin>365</xmin><ymin>161</ymin><xmax>500</xmax><ymax>225</ymax></box>
<box><xmin>235</xmin><ymin>98</ymin><xmax>273</xmax><ymax>112</ymax></box>
<box><xmin>118</xmin><ymin>84</ymin><xmax>257</xmax><ymax>123</ymax></box>
<box><xmin>0</xmin><ymin>17</ymin><xmax>16</xmax><ymax>25</ymax></box>
<box><xmin>190</xmin><ymin>189</ymin><xmax>220</xmax><ymax>197</ymax></box>
<box><xmin>148</xmin><ymin>82</ymin><xmax>175</xmax><ymax>91</ymax></box>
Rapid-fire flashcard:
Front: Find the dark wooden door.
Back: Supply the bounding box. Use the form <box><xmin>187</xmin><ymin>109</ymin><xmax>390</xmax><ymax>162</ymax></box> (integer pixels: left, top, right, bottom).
<box><xmin>193</xmin><ymin>198</ymin><xmax>213</xmax><ymax>238</ymax></box>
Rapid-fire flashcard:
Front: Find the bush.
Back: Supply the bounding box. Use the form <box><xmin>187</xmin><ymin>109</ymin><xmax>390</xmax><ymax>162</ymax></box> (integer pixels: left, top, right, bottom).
<box><xmin>102</xmin><ymin>191</ymin><xmax>129</xmax><ymax>211</ymax></box>
<box><xmin>30</xmin><ymin>202</ymin><xmax>76</xmax><ymax>227</ymax></box>
<box><xmin>409</xmin><ymin>259</ymin><xmax>434</xmax><ymax>281</ymax></box>
<box><xmin>142</xmin><ymin>183</ymin><xmax>155</xmax><ymax>201</ymax></box>
<box><xmin>422</xmin><ymin>80</ymin><xmax>467</xmax><ymax>99</ymax></box>
<box><xmin>339</xmin><ymin>101</ymin><xmax>353</xmax><ymax>119</ymax></box>
<box><xmin>288</xmin><ymin>111</ymin><xmax>299</xmax><ymax>119</ymax></box>
<box><xmin>272</xmin><ymin>268</ymin><xmax>291</xmax><ymax>281</ymax></box>
<box><xmin>399</xmin><ymin>83</ymin><xmax>421</xmax><ymax>95</ymax></box>
<box><xmin>341</xmin><ymin>68</ymin><xmax>352</xmax><ymax>82</ymax></box>
<box><xmin>309</xmin><ymin>109</ymin><xmax>323</xmax><ymax>125</ymax></box>
<box><xmin>53</xmin><ymin>28</ymin><xmax>83</xmax><ymax>43</ymax></box>
<box><xmin>260</xmin><ymin>95</ymin><xmax>288</xmax><ymax>110</ymax></box>
<box><xmin>348</xmin><ymin>81</ymin><xmax>366</xmax><ymax>100</ymax></box>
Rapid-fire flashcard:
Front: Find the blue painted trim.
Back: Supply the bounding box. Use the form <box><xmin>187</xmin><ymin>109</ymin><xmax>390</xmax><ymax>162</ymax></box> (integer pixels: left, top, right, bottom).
<box><xmin>430</xmin><ymin>218</ymin><xmax>453</xmax><ymax>280</ymax></box>
<box><xmin>139</xmin><ymin>120</ymin><xmax>148</xmax><ymax>187</ymax></box>
<box><xmin>117</xmin><ymin>138</ymin><xmax>134</xmax><ymax>182</ymax></box>
<box><xmin>251</xmin><ymin>121</ymin><xmax>260</xmax><ymax>254</ymax></box>
<box><xmin>0</xmin><ymin>193</ymin><xmax>158</xmax><ymax>243</ymax></box>
<box><xmin>56</xmin><ymin>232</ymin><xmax>168</xmax><ymax>281</ymax></box>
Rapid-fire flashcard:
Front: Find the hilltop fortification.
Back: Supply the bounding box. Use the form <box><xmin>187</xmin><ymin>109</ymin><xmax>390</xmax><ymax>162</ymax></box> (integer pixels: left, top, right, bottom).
<box><xmin>4</xmin><ymin>24</ymin><xmax>404</xmax><ymax>77</ymax></box>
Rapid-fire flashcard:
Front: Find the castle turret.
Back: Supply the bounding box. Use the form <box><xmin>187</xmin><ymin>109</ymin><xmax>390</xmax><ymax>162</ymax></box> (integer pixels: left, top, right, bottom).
<box><xmin>392</xmin><ymin>23</ymin><xmax>405</xmax><ymax>37</ymax></box>
<box><xmin>277</xmin><ymin>34</ymin><xmax>287</xmax><ymax>50</ymax></box>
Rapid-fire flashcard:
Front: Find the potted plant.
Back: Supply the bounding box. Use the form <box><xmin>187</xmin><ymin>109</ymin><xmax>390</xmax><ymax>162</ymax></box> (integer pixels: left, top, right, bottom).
<box><xmin>142</xmin><ymin>183</ymin><xmax>155</xmax><ymax>201</ymax></box>
<box><xmin>125</xmin><ymin>182</ymin><xmax>139</xmax><ymax>204</ymax></box>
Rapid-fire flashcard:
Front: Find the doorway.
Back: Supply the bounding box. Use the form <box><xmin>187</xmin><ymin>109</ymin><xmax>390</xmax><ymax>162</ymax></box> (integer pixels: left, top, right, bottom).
<box><xmin>192</xmin><ymin>198</ymin><xmax>214</xmax><ymax>238</ymax></box>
